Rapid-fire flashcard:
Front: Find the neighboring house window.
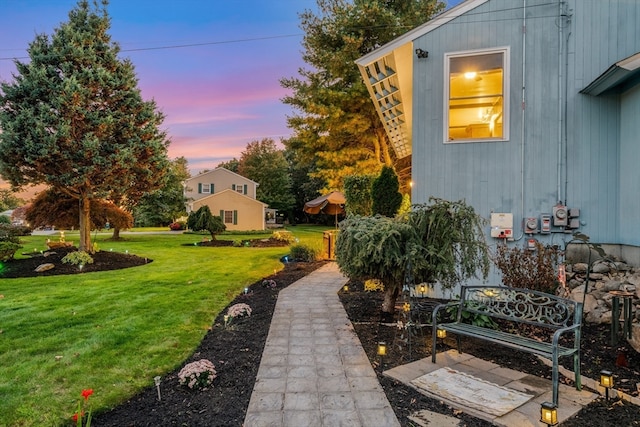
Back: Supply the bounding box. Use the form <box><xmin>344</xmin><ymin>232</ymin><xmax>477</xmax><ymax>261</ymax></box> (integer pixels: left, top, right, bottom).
<box><xmin>198</xmin><ymin>183</ymin><xmax>214</xmax><ymax>194</ymax></box>
<box><xmin>221</xmin><ymin>210</ymin><xmax>238</xmax><ymax>225</ymax></box>
<box><xmin>444</xmin><ymin>47</ymin><xmax>509</xmax><ymax>143</ymax></box>
<box><xmin>232</xmin><ymin>184</ymin><xmax>248</xmax><ymax>195</ymax></box>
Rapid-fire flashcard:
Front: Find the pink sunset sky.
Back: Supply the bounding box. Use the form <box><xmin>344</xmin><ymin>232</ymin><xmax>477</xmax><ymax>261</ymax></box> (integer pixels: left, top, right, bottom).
<box><xmin>0</xmin><ymin>0</ymin><xmax>318</xmax><ymax>176</ymax></box>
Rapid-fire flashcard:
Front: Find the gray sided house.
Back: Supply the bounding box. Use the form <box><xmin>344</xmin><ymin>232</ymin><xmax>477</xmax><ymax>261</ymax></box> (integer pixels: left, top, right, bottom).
<box><xmin>357</xmin><ymin>0</ymin><xmax>640</xmax><ymax>280</ymax></box>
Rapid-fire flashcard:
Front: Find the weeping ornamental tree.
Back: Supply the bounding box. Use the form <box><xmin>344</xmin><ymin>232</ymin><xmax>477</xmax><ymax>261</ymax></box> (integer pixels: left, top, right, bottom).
<box><xmin>336</xmin><ymin>198</ymin><xmax>490</xmax><ymax>313</ymax></box>
<box><xmin>187</xmin><ymin>206</ymin><xmax>226</xmax><ymax>240</ymax></box>
<box><xmin>0</xmin><ymin>0</ymin><xmax>170</xmax><ymax>252</ymax></box>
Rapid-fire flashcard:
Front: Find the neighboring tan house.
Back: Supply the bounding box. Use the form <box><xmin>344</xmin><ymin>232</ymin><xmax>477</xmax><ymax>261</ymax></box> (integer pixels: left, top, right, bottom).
<box><xmin>184</xmin><ymin>168</ymin><xmax>267</xmax><ymax>231</ymax></box>
<box><xmin>356</xmin><ymin>0</ymin><xmax>640</xmax><ymax>276</ymax></box>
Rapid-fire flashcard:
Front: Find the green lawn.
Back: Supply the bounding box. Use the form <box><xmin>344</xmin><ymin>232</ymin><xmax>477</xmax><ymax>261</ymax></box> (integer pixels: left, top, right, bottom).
<box><xmin>0</xmin><ymin>225</ymin><xmax>330</xmax><ymax>427</ymax></box>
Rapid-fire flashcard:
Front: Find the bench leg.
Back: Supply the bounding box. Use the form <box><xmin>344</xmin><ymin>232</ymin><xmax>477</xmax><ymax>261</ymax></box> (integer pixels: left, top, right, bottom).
<box><xmin>431</xmin><ymin>324</ymin><xmax>438</xmax><ymax>363</ymax></box>
<box><xmin>456</xmin><ymin>335</ymin><xmax>461</xmax><ymax>354</ymax></box>
<box><xmin>574</xmin><ymin>353</ymin><xmax>581</xmax><ymax>391</ymax></box>
<box><xmin>552</xmin><ymin>353</ymin><xmax>559</xmax><ymax>406</ymax></box>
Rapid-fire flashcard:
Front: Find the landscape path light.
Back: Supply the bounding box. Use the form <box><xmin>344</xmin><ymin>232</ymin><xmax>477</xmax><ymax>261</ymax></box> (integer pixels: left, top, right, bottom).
<box><xmin>154</xmin><ymin>376</ymin><xmax>162</xmax><ymax>401</ymax></box>
<box><xmin>600</xmin><ymin>370</ymin><xmax>613</xmax><ymax>401</ymax></box>
<box><xmin>540</xmin><ymin>401</ymin><xmax>558</xmax><ymax>426</ymax></box>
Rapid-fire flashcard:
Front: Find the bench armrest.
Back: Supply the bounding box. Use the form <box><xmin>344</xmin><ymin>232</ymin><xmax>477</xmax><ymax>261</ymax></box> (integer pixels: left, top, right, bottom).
<box><xmin>432</xmin><ymin>301</ymin><xmax>460</xmax><ymax>325</ymax></box>
<box><xmin>552</xmin><ymin>323</ymin><xmax>582</xmax><ymax>349</ymax></box>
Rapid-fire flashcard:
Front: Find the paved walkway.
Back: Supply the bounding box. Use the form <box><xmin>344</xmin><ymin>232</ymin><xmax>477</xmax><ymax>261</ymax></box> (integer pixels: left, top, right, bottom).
<box><xmin>244</xmin><ymin>263</ymin><xmax>400</xmax><ymax>427</ymax></box>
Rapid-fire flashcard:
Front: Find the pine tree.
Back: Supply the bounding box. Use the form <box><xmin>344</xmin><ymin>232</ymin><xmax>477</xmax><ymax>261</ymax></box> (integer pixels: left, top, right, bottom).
<box><xmin>0</xmin><ymin>0</ymin><xmax>170</xmax><ymax>251</ymax></box>
<box><xmin>281</xmin><ymin>0</ymin><xmax>445</xmax><ymax>192</ymax></box>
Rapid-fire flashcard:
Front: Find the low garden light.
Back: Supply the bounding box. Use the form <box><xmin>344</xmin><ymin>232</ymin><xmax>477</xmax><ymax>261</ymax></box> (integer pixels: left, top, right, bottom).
<box><xmin>436</xmin><ymin>328</ymin><xmax>447</xmax><ymax>339</ymax></box>
<box><xmin>343</xmin><ymin>284</ymin><xmax>349</xmax><ymax>292</ymax></box>
<box><xmin>154</xmin><ymin>376</ymin><xmax>162</xmax><ymax>401</ymax></box>
<box><xmin>244</xmin><ymin>287</ymin><xmax>249</xmax><ymax>295</ymax></box>
<box><xmin>540</xmin><ymin>402</ymin><xmax>558</xmax><ymax>426</ymax></box>
<box><xmin>377</xmin><ymin>341</ymin><xmax>387</xmax><ymax>356</ymax></box>
<box><xmin>419</xmin><ymin>284</ymin><xmax>426</xmax><ymax>297</ymax></box>
<box><xmin>600</xmin><ymin>370</ymin><xmax>613</xmax><ymax>400</ymax></box>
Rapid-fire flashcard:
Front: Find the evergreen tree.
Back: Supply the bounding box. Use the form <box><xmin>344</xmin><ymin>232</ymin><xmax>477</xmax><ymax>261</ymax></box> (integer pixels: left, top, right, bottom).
<box><xmin>281</xmin><ymin>0</ymin><xmax>445</xmax><ymax>192</ymax></box>
<box><xmin>0</xmin><ymin>0</ymin><xmax>170</xmax><ymax>251</ymax></box>
<box><xmin>371</xmin><ymin>166</ymin><xmax>402</xmax><ymax>217</ymax></box>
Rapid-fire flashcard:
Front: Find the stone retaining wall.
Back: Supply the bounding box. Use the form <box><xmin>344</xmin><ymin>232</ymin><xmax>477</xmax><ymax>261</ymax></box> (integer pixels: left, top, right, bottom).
<box><xmin>563</xmin><ymin>260</ymin><xmax>640</xmax><ymax>352</ymax></box>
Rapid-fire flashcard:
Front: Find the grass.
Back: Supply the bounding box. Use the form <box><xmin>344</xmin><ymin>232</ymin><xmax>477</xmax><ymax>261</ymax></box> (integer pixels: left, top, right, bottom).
<box><xmin>0</xmin><ymin>225</ymin><xmax>331</xmax><ymax>427</ymax></box>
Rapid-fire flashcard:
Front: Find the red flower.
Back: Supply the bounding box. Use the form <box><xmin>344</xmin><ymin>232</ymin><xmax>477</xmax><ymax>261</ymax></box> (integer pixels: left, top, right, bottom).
<box><xmin>71</xmin><ymin>411</ymin><xmax>84</xmax><ymax>421</ymax></box>
<box><xmin>81</xmin><ymin>389</ymin><xmax>93</xmax><ymax>400</ymax></box>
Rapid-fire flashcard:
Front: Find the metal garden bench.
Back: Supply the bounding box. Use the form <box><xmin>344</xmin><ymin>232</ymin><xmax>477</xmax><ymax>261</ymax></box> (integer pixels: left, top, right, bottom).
<box><xmin>431</xmin><ymin>285</ymin><xmax>583</xmax><ymax>406</ymax></box>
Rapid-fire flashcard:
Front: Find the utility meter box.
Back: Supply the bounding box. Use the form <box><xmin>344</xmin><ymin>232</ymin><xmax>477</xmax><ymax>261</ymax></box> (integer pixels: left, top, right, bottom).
<box><xmin>553</xmin><ymin>205</ymin><xmax>568</xmax><ymax>227</ymax></box>
<box><xmin>540</xmin><ymin>214</ymin><xmax>552</xmax><ymax>234</ymax></box>
<box><xmin>524</xmin><ymin>217</ymin><xmax>538</xmax><ymax>234</ymax></box>
<box><xmin>490</xmin><ymin>213</ymin><xmax>513</xmax><ymax>239</ymax></box>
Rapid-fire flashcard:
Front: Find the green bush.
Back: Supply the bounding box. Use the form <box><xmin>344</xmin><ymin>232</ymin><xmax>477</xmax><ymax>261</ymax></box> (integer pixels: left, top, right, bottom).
<box><xmin>272</xmin><ymin>230</ymin><xmax>294</xmax><ymax>244</ymax></box>
<box><xmin>290</xmin><ymin>244</ymin><xmax>319</xmax><ymax>262</ymax></box>
<box><xmin>0</xmin><ymin>215</ymin><xmax>10</xmax><ymax>224</ymax></box>
<box><xmin>0</xmin><ymin>241</ymin><xmax>21</xmax><ymax>261</ymax></box>
<box><xmin>62</xmin><ymin>251</ymin><xmax>94</xmax><ymax>266</ymax></box>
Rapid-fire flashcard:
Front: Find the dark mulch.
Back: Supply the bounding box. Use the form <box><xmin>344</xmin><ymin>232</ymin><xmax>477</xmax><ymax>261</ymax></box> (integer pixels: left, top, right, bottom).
<box><xmin>0</xmin><ymin>247</ymin><xmax>150</xmax><ymax>278</ymax></box>
<box><xmin>186</xmin><ymin>237</ymin><xmax>290</xmax><ymax>248</ymax></box>
<box><xmin>5</xmin><ymin>251</ymin><xmax>640</xmax><ymax>426</ymax></box>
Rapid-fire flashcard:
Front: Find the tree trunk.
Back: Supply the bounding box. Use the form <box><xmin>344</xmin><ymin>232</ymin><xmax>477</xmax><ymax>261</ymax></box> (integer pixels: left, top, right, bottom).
<box><xmin>381</xmin><ymin>283</ymin><xmax>400</xmax><ymax>313</ymax></box>
<box><xmin>111</xmin><ymin>228</ymin><xmax>121</xmax><ymax>240</ymax></box>
<box><xmin>78</xmin><ymin>196</ymin><xmax>92</xmax><ymax>252</ymax></box>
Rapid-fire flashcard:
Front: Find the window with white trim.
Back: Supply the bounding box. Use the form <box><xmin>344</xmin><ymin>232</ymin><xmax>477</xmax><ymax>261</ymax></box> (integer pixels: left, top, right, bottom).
<box><xmin>236</xmin><ymin>184</ymin><xmax>244</xmax><ymax>194</ymax></box>
<box><xmin>201</xmin><ymin>183</ymin><xmax>211</xmax><ymax>193</ymax></box>
<box><xmin>445</xmin><ymin>47</ymin><xmax>509</xmax><ymax>142</ymax></box>
<box><xmin>224</xmin><ymin>210</ymin><xmax>233</xmax><ymax>224</ymax></box>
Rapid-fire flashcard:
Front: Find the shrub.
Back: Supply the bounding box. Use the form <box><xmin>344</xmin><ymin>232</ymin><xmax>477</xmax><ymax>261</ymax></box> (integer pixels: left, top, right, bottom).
<box><xmin>290</xmin><ymin>244</ymin><xmax>319</xmax><ymax>262</ymax></box>
<box><xmin>493</xmin><ymin>242</ymin><xmax>559</xmax><ymax>293</ymax></box>
<box><xmin>272</xmin><ymin>230</ymin><xmax>294</xmax><ymax>244</ymax></box>
<box><xmin>364</xmin><ymin>279</ymin><xmax>384</xmax><ymax>292</ymax></box>
<box><xmin>62</xmin><ymin>251</ymin><xmax>94</xmax><ymax>266</ymax></box>
<box><xmin>227</xmin><ymin>303</ymin><xmax>252</xmax><ymax>318</ymax></box>
<box><xmin>169</xmin><ymin>221</ymin><xmax>186</xmax><ymax>231</ymax></box>
<box><xmin>0</xmin><ymin>241</ymin><xmax>21</xmax><ymax>261</ymax></box>
<box><xmin>178</xmin><ymin>359</ymin><xmax>217</xmax><ymax>390</ymax></box>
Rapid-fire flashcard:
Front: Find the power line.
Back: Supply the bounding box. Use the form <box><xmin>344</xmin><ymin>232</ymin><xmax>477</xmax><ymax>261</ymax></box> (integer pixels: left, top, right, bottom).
<box><xmin>0</xmin><ymin>2</ymin><xmax>560</xmax><ymax>62</ymax></box>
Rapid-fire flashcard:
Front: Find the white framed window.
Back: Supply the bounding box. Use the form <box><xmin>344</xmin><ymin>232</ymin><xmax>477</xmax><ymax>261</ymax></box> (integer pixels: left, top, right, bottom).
<box><xmin>236</xmin><ymin>184</ymin><xmax>244</xmax><ymax>193</ymax></box>
<box><xmin>224</xmin><ymin>210</ymin><xmax>233</xmax><ymax>224</ymax></box>
<box><xmin>201</xmin><ymin>183</ymin><xmax>211</xmax><ymax>194</ymax></box>
<box><xmin>444</xmin><ymin>47</ymin><xmax>509</xmax><ymax>143</ymax></box>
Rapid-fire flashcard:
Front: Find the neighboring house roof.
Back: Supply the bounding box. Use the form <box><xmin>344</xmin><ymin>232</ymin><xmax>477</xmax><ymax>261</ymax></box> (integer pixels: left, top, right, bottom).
<box><xmin>354</xmin><ymin>0</ymin><xmax>489</xmax><ymax>158</ymax></box>
<box><xmin>184</xmin><ymin>167</ymin><xmax>259</xmax><ymax>186</ymax></box>
<box><xmin>581</xmin><ymin>52</ymin><xmax>640</xmax><ymax>96</ymax></box>
<box><xmin>188</xmin><ymin>188</ymin><xmax>268</xmax><ymax>209</ymax></box>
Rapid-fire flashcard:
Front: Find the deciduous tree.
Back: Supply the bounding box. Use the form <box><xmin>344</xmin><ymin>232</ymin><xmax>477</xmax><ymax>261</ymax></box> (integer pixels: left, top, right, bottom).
<box><xmin>0</xmin><ymin>0</ymin><xmax>170</xmax><ymax>251</ymax></box>
<box><xmin>238</xmin><ymin>138</ymin><xmax>295</xmax><ymax>213</ymax></box>
<box><xmin>133</xmin><ymin>157</ymin><xmax>190</xmax><ymax>227</ymax></box>
<box><xmin>26</xmin><ymin>188</ymin><xmax>132</xmax><ymax>231</ymax></box>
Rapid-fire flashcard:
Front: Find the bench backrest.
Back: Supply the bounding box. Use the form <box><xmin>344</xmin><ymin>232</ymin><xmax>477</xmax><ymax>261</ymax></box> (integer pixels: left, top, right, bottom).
<box><xmin>458</xmin><ymin>285</ymin><xmax>583</xmax><ymax>329</ymax></box>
